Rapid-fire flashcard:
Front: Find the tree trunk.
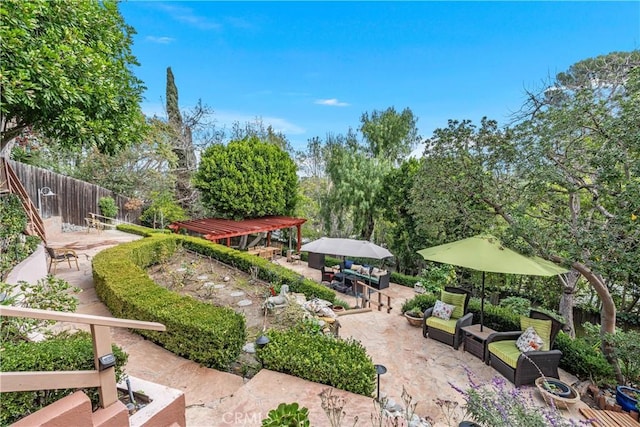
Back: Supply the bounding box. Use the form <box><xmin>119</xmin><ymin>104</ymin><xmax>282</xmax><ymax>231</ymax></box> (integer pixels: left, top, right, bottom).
<box><xmin>558</xmin><ymin>270</ymin><xmax>580</xmax><ymax>338</ymax></box>
<box><xmin>565</xmin><ymin>258</ymin><xmax>623</xmax><ymax>383</ymax></box>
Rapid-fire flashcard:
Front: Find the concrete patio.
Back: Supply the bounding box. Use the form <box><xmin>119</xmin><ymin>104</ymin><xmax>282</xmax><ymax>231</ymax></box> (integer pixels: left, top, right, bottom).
<box><xmin>45</xmin><ymin>225</ymin><xmax>590</xmax><ymax>426</ymax></box>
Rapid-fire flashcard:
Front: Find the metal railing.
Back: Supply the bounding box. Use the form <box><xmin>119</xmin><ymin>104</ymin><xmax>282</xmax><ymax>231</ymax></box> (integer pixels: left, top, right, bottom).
<box><xmin>0</xmin><ymin>306</ymin><xmax>165</xmax><ymax>408</ymax></box>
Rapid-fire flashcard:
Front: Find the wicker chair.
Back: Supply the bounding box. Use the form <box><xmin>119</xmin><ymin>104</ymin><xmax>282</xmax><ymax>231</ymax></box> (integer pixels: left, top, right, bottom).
<box><xmin>422</xmin><ymin>287</ymin><xmax>473</xmax><ymax>349</ymax></box>
<box><xmin>485</xmin><ymin>310</ymin><xmax>565</xmax><ymax>387</ymax></box>
<box><xmin>321</xmin><ymin>266</ymin><xmax>335</xmax><ymax>283</ymax></box>
<box><xmin>45</xmin><ymin>246</ymin><xmax>80</xmax><ymax>274</ymax></box>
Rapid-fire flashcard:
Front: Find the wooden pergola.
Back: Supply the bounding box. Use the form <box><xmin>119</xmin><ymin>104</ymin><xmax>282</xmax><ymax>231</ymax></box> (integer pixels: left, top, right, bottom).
<box><xmin>168</xmin><ymin>216</ymin><xmax>307</xmax><ymax>251</ymax></box>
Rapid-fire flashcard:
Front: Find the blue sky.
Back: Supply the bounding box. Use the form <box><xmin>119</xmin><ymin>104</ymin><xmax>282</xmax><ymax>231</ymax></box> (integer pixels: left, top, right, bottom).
<box><xmin>119</xmin><ymin>1</ymin><xmax>639</xmax><ymax>151</ymax></box>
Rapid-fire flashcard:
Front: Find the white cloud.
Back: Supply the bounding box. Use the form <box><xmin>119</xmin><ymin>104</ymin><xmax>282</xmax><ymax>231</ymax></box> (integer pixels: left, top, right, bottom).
<box><xmin>156</xmin><ymin>4</ymin><xmax>221</xmax><ymax>30</ymax></box>
<box><xmin>145</xmin><ymin>36</ymin><xmax>175</xmax><ymax>44</ymax></box>
<box><xmin>314</xmin><ymin>98</ymin><xmax>350</xmax><ymax>107</ymax></box>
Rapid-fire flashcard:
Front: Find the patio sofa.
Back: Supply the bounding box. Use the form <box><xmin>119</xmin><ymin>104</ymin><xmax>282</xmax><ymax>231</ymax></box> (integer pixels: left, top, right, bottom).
<box><xmin>340</xmin><ymin>262</ymin><xmax>390</xmax><ymax>290</ymax></box>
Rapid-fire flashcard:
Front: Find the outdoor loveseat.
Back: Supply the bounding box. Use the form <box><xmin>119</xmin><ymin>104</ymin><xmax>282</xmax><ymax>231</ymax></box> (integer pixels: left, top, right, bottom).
<box><xmin>340</xmin><ymin>261</ymin><xmax>390</xmax><ymax>290</ymax></box>
<box><xmin>485</xmin><ymin>310</ymin><xmax>565</xmax><ymax>386</ymax></box>
<box><xmin>422</xmin><ymin>287</ymin><xmax>472</xmax><ymax>349</ymax></box>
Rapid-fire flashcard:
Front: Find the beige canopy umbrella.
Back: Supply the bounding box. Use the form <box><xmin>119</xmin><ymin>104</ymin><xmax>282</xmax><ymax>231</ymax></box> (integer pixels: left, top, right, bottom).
<box><xmin>418</xmin><ymin>234</ymin><xmax>569</xmax><ymax>330</ymax></box>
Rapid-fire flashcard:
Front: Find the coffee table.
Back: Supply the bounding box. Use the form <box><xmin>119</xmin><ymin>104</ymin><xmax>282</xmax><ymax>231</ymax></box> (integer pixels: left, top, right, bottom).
<box><xmin>461</xmin><ymin>324</ymin><xmax>496</xmax><ymax>362</ymax></box>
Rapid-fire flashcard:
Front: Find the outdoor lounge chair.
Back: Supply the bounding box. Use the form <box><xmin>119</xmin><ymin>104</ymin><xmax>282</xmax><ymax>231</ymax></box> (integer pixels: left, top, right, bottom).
<box><xmin>45</xmin><ymin>246</ymin><xmax>80</xmax><ymax>274</ymax></box>
<box><xmin>422</xmin><ymin>287</ymin><xmax>472</xmax><ymax>349</ymax></box>
<box><xmin>485</xmin><ymin>310</ymin><xmax>565</xmax><ymax>387</ymax></box>
<box><xmin>321</xmin><ymin>266</ymin><xmax>335</xmax><ymax>283</ymax></box>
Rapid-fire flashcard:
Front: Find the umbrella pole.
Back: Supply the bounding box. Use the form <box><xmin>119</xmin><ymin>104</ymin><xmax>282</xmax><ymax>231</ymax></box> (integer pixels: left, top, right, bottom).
<box><xmin>480</xmin><ymin>272</ymin><xmax>485</xmax><ymax>332</ymax></box>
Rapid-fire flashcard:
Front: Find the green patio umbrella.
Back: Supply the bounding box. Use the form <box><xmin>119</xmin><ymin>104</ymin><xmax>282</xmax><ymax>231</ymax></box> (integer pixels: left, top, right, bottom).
<box><xmin>417</xmin><ymin>234</ymin><xmax>569</xmax><ymax>330</ymax></box>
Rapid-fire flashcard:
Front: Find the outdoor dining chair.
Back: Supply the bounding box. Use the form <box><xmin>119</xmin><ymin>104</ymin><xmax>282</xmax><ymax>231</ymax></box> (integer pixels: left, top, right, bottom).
<box><xmin>45</xmin><ymin>246</ymin><xmax>80</xmax><ymax>274</ymax></box>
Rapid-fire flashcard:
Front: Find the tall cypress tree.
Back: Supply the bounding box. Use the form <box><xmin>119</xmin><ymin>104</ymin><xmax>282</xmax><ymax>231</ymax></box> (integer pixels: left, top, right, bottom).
<box><xmin>166</xmin><ymin>67</ymin><xmax>182</xmax><ymax>128</ymax></box>
<box><xmin>165</xmin><ymin>67</ymin><xmax>196</xmax><ymax>209</ymax></box>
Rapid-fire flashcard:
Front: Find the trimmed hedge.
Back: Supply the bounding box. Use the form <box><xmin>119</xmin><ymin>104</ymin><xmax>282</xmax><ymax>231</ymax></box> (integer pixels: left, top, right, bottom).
<box><xmin>93</xmin><ymin>234</ymin><xmax>246</xmax><ymax>369</ymax></box>
<box><xmin>257</xmin><ymin>329</ymin><xmax>375</xmax><ymax>396</ymax></box>
<box><xmin>116</xmin><ymin>223</ymin><xmax>171</xmax><ymax>236</ymax></box>
<box><xmin>94</xmin><ymin>233</ymin><xmax>337</xmax><ymax>369</ymax></box>
<box><xmin>0</xmin><ymin>333</ymin><xmax>127</xmax><ymax>426</ymax></box>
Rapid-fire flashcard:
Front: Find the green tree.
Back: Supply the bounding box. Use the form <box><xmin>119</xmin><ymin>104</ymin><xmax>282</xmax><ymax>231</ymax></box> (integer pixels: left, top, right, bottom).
<box><xmin>377</xmin><ymin>158</ymin><xmax>427</xmax><ymax>274</ymax></box>
<box><xmin>321</xmin><ymin>107</ymin><xmax>420</xmax><ymax>240</ymax></box>
<box><xmin>0</xmin><ymin>0</ymin><xmax>146</xmax><ymax>154</ymax></box>
<box><xmin>165</xmin><ymin>67</ymin><xmax>197</xmax><ymax>207</ymax></box>
<box><xmin>360</xmin><ymin>106</ymin><xmax>420</xmax><ymax>163</ymax></box>
<box><xmin>140</xmin><ymin>190</ymin><xmax>187</xmax><ymax>229</ymax></box>
<box><xmin>193</xmin><ymin>136</ymin><xmax>298</xmax><ymax>219</ymax></box>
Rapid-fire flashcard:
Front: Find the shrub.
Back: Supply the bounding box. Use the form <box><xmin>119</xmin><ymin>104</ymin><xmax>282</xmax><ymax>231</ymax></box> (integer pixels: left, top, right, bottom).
<box><xmin>92</xmin><ymin>235</ymin><xmax>246</xmax><ymax>369</ymax></box>
<box><xmin>390</xmin><ymin>271</ymin><xmax>421</xmax><ymax>288</ymax></box>
<box><xmin>401</xmin><ymin>293</ymin><xmax>437</xmax><ymax>314</ymax></box>
<box><xmin>555</xmin><ymin>332</ymin><xmax>615</xmax><ymax>386</ymax></box>
<box><xmin>0</xmin><ymin>332</ymin><xmax>127</xmax><ymax>426</ymax></box>
<box><xmin>116</xmin><ymin>223</ymin><xmax>171</xmax><ymax>237</ymax></box>
<box><xmin>0</xmin><ymin>194</ymin><xmax>40</xmax><ymax>280</ymax></box>
<box><xmin>98</xmin><ymin>196</ymin><xmax>118</xmax><ymax>219</ymax></box>
<box><xmin>1</xmin><ymin>277</ymin><xmax>80</xmax><ymax>343</ymax></box>
<box><xmin>498</xmin><ymin>296</ymin><xmax>531</xmax><ymax>316</ymax></box>
<box><xmin>257</xmin><ymin>329</ymin><xmax>375</xmax><ymax>396</ymax></box>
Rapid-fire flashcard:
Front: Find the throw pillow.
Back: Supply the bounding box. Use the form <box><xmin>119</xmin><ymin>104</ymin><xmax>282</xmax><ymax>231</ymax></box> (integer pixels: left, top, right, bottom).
<box><xmin>441</xmin><ymin>290</ymin><xmax>467</xmax><ymax>319</ymax></box>
<box><xmin>344</xmin><ymin>260</ymin><xmax>354</xmax><ymax>269</ymax></box>
<box><xmin>351</xmin><ymin>264</ymin><xmax>362</xmax><ymax>273</ymax></box>
<box><xmin>520</xmin><ymin>317</ymin><xmax>552</xmax><ymax>351</ymax></box>
<box><xmin>432</xmin><ymin>300</ymin><xmax>455</xmax><ymax>321</ymax></box>
<box><xmin>516</xmin><ymin>326</ymin><xmax>544</xmax><ymax>352</ymax></box>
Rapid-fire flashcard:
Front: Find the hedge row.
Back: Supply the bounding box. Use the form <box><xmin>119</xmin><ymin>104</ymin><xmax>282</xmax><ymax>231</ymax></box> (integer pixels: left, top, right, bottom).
<box><xmin>92</xmin><ymin>234</ymin><xmax>246</xmax><ymax>369</ymax></box>
<box><xmin>95</xmin><ymin>230</ymin><xmax>338</xmax><ymax>368</ymax></box>
<box><xmin>0</xmin><ymin>333</ymin><xmax>127</xmax><ymax>426</ymax></box>
<box><xmin>257</xmin><ymin>329</ymin><xmax>375</xmax><ymax>396</ymax></box>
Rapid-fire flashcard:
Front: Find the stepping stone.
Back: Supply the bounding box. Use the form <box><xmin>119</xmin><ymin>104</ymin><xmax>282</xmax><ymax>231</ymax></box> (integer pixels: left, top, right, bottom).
<box><xmin>175</xmin><ymin>268</ymin><xmax>187</xmax><ymax>273</ymax></box>
<box><xmin>230</xmin><ymin>291</ymin><xmax>244</xmax><ymax>297</ymax></box>
<box><xmin>197</xmin><ymin>275</ymin><xmax>208</xmax><ymax>280</ymax></box>
<box><xmin>243</xmin><ymin>343</ymin><xmax>256</xmax><ymax>353</ymax></box>
<box><xmin>237</xmin><ymin>299</ymin><xmax>252</xmax><ymax>307</ymax></box>
<box><xmin>203</xmin><ymin>282</ymin><xmax>215</xmax><ymax>288</ymax></box>
<box><xmin>214</xmin><ymin>284</ymin><xmax>225</xmax><ymax>289</ymax></box>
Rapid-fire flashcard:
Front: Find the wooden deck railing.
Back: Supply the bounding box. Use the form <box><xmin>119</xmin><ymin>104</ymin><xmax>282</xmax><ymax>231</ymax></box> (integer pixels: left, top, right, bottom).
<box><xmin>0</xmin><ymin>306</ymin><xmax>165</xmax><ymax>409</ymax></box>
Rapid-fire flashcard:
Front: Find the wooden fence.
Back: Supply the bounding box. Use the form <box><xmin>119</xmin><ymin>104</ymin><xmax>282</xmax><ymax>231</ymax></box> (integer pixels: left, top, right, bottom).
<box><xmin>8</xmin><ymin>160</ymin><xmax>141</xmax><ymax>226</ymax></box>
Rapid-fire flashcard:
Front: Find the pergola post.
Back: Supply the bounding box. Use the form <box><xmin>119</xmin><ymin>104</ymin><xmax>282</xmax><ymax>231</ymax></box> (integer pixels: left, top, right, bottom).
<box><xmin>226</xmin><ymin>237</ymin><xmax>231</xmax><ymax>247</ymax></box>
<box><xmin>267</xmin><ymin>231</ymin><xmax>272</xmax><ymax>247</ymax></box>
<box><xmin>296</xmin><ymin>225</ymin><xmax>302</xmax><ymax>252</ymax></box>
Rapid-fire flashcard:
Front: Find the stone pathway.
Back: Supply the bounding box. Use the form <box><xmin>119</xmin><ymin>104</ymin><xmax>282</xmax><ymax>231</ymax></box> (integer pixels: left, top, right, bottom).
<box><xmin>47</xmin><ymin>227</ymin><xmax>590</xmax><ymax>426</ymax></box>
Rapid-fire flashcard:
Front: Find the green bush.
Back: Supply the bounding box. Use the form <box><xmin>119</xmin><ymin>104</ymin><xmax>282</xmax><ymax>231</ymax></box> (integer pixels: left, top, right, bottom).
<box><xmin>401</xmin><ymin>293</ymin><xmax>437</xmax><ymax>314</ymax></box>
<box><xmin>116</xmin><ymin>223</ymin><xmax>171</xmax><ymax>236</ymax></box>
<box><xmin>0</xmin><ymin>194</ymin><xmax>40</xmax><ymax>280</ymax></box>
<box><xmin>391</xmin><ymin>271</ymin><xmax>421</xmax><ymax>287</ymax></box>
<box><xmin>555</xmin><ymin>333</ymin><xmax>615</xmax><ymax>386</ymax></box>
<box><xmin>98</xmin><ymin>196</ymin><xmax>118</xmax><ymax>219</ymax></box>
<box><xmin>257</xmin><ymin>329</ymin><xmax>375</xmax><ymax>396</ymax></box>
<box><xmin>92</xmin><ymin>235</ymin><xmax>246</xmax><ymax>369</ymax></box>
<box><xmin>0</xmin><ymin>333</ymin><xmax>127</xmax><ymax>426</ymax></box>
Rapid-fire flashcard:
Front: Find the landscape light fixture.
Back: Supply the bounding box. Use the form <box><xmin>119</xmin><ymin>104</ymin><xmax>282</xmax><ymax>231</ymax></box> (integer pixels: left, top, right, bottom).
<box><xmin>374</xmin><ymin>364</ymin><xmax>387</xmax><ymax>402</ymax></box>
<box><xmin>37</xmin><ymin>186</ymin><xmax>56</xmax><ymax>215</ymax></box>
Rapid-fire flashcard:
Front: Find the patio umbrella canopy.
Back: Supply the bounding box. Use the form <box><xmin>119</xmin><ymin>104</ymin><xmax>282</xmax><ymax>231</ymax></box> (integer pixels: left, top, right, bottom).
<box><xmin>417</xmin><ymin>234</ymin><xmax>569</xmax><ymax>330</ymax></box>
<box><xmin>300</xmin><ymin>237</ymin><xmax>393</xmax><ymax>260</ymax></box>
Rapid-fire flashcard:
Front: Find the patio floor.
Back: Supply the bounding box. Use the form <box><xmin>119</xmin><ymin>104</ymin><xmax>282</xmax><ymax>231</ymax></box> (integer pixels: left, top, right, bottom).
<box><xmin>45</xmin><ymin>224</ymin><xmax>590</xmax><ymax>426</ymax></box>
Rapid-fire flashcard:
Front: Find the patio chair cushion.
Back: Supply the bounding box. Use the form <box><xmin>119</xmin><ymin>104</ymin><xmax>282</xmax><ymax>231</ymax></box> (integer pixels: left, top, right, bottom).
<box><xmin>432</xmin><ymin>300</ymin><xmax>455</xmax><ymax>321</ymax></box>
<box><xmin>488</xmin><ymin>340</ymin><xmax>521</xmax><ymax>369</ymax></box>
<box><xmin>441</xmin><ymin>290</ymin><xmax>466</xmax><ymax>319</ymax></box>
<box><xmin>425</xmin><ymin>316</ymin><xmax>457</xmax><ymax>335</ymax></box>
<box><xmin>516</xmin><ymin>326</ymin><xmax>544</xmax><ymax>352</ymax></box>
<box><xmin>520</xmin><ymin>317</ymin><xmax>552</xmax><ymax>351</ymax></box>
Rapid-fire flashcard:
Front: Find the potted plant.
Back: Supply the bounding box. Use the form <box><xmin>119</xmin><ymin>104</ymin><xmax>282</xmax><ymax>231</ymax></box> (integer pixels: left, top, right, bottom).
<box><xmin>616</xmin><ymin>386</ymin><xmax>640</xmax><ymax>412</ymax></box>
<box><xmin>404</xmin><ymin>307</ymin><xmax>423</xmax><ymax>327</ymax></box>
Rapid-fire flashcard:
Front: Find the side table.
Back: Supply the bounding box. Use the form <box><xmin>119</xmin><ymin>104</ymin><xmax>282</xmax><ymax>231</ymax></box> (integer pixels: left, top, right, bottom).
<box><xmin>461</xmin><ymin>324</ymin><xmax>496</xmax><ymax>362</ymax></box>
